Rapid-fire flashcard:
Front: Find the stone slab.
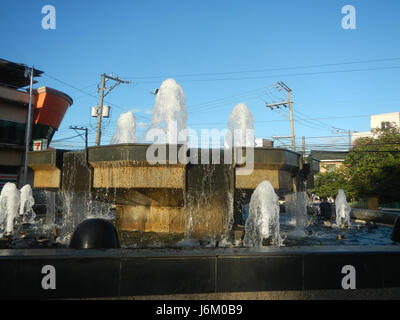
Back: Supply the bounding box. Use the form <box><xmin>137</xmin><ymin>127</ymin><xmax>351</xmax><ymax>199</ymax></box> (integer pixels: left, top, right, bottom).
<box><xmin>0</xmin><ymin>247</ymin><xmax>399</xmax><ymax>298</ymax></box>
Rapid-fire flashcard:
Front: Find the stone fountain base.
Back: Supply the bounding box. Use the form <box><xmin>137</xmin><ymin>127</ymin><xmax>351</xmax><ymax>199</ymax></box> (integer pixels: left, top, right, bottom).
<box><xmin>1</xmin><ymin>246</ymin><xmax>400</xmax><ymax>299</ymax></box>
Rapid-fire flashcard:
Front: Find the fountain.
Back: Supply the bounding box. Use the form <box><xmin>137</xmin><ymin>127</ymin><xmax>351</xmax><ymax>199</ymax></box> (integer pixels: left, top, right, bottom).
<box><xmin>110</xmin><ymin>111</ymin><xmax>137</xmax><ymax>144</ymax></box>
<box><xmin>1</xmin><ymin>79</ymin><xmax>399</xmax><ymax>299</ymax></box>
<box><xmin>243</xmin><ymin>181</ymin><xmax>282</xmax><ymax>247</ymax></box>
<box><xmin>335</xmin><ymin>189</ymin><xmax>351</xmax><ymax>228</ymax></box>
<box><xmin>44</xmin><ymin>190</ymin><xmax>56</xmax><ymax>226</ymax></box>
<box><xmin>225</xmin><ymin>102</ymin><xmax>255</xmax><ymax>148</ymax></box>
<box><xmin>146</xmin><ymin>78</ymin><xmax>187</xmax><ymax>144</ymax></box>
<box><xmin>0</xmin><ymin>182</ymin><xmax>20</xmax><ymax>235</ymax></box>
<box><xmin>284</xmin><ymin>191</ymin><xmax>308</xmax><ymax>235</ymax></box>
<box><xmin>19</xmin><ymin>184</ymin><xmax>36</xmax><ymax>224</ymax></box>
<box><xmin>1</xmin><ymin>129</ymin><xmax>398</xmax><ymax>299</ymax></box>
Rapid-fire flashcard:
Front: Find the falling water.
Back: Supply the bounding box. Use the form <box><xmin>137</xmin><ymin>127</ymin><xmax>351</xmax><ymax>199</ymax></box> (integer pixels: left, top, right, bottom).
<box><xmin>110</xmin><ymin>111</ymin><xmax>138</xmax><ymax>144</ymax></box>
<box><xmin>146</xmin><ymin>78</ymin><xmax>187</xmax><ymax>144</ymax></box>
<box><xmin>44</xmin><ymin>190</ymin><xmax>56</xmax><ymax>226</ymax></box>
<box><xmin>180</xmin><ymin>154</ymin><xmax>234</xmax><ymax>247</ymax></box>
<box><xmin>57</xmin><ymin>191</ymin><xmax>114</xmax><ymax>245</ymax></box>
<box><xmin>335</xmin><ymin>189</ymin><xmax>351</xmax><ymax>228</ymax></box>
<box><xmin>285</xmin><ymin>192</ymin><xmax>308</xmax><ymax>235</ymax></box>
<box><xmin>243</xmin><ymin>181</ymin><xmax>282</xmax><ymax>247</ymax></box>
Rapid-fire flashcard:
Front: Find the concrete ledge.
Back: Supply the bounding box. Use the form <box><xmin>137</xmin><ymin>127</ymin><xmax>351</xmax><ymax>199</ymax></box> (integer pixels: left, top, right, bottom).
<box><xmin>0</xmin><ymin>246</ymin><xmax>399</xmax><ymax>299</ymax></box>
<box><xmin>352</xmin><ymin>208</ymin><xmax>399</xmax><ymax>225</ymax></box>
<box><xmin>122</xmin><ymin>288</ymin><xmax>400</xmax><ymax>300</ymax></box>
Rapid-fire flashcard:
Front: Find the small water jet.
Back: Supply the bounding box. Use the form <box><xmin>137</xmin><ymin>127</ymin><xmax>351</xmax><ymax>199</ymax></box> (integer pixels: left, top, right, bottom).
<box><xmin>19</xmin><ymin>184</ymin><xmax>36</xmax><ymax>224</ymax></box>
<box><xmin>225</xmin><ymin>102</ymin><xmax>255</xmax><ymax>148</ymax></box>
<box><xmin>110</xmin><ymin>111</ymin><xmax>137</xmax><ymax>144</ymax></box>
<box><xmin>0</xmin><ymin>182</ymin><xmax>21</xmax><ymax>235</ymax></box>
<box><xmin>285</xmin><ymin>192</ymin><xmax>308</xmax><ymax>236</ymax></box>
<box><xmin>146</xmin><ymin>78</ymin><xmax>187</xmax><ymax>144</ymax></box>
<box><xmin>335</xmin><ymin>189</ymin><xmax>351</xmax><ymax>228</ymax></box>
<box><xmin>243</xmin><ymin>181</ymin><xmax>282</xmax><ymax>247</ymax></box>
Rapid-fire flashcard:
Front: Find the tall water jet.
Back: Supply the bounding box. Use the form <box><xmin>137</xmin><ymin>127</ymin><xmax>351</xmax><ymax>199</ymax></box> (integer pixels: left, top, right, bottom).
<box><xmin>146</xmin><ymin>78</ymin><xmax>187</xmax><ymax>144</ymax></box>
<box><xmin>284</xmin><ymin>192</ymin><xmax>308</xmax><ymax>235</ymax></box>
<box><xmin>335</xmin><ymin>189</ymin><xmax>351</xmax><ymax>228</ymax></box>
<box><xmin>110</xmin><ymin>111</ymin><xmax>137</xmax><ymax>144</ymax></box>
<box><xmin>243</xmin><ymin>181</ymin><xmax>282</xmax><ymax>247</ymax></box>
<box><xmin>0</xmin><ymin>183</ymin><xmax>21</xmax><ymax>235</ymax></box>
<box><xmin>19</xmin><ymin>184</ymin><xmax>36</xmax><ymax>223</ymax></box>
<box><xmin>225</xmin><ymin>103</ymin><xmax>255</xmax><ymax>148</ymax></box>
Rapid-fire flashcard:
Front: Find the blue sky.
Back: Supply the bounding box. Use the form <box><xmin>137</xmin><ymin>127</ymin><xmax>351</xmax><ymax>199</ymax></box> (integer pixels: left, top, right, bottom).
<box><xmin>1</xmin><ymin>0</ymin><xmax>400</xmax><ymax>151</ymax></box>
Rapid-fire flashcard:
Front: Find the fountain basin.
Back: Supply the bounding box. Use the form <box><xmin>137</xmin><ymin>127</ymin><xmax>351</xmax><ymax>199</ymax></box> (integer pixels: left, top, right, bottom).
<box><xmin>1</xmin><ymin>246</ymin><xmax>400</xmax><ymax>299</ymax></box>
<box><xmin>28</xmin><ymin>144</ymin><xmax>314</xmax><ymax>244</ymax></box>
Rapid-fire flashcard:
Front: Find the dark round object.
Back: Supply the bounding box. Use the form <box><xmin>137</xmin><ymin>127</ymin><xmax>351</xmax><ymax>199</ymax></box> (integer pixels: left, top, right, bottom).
<box><xmin>69</xmin><ymin>219</ymin><xmax>120</xmax><ymax>249</ymax></box>
<box><xmin>391</xmin><ymin>216</ymin><xmax>400</xmax><ymax>243</ymax></box>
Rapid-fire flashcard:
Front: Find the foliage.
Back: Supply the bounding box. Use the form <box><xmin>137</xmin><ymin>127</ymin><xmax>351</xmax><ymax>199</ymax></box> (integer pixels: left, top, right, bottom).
<box><xmin>344</xmin><ymin>125</ymin><xmax>400</xmax><ymax>203</ymax></box>
<box><xmin>312</xmin><ymin>125</ymin><xmax>400</xmax><ymax>203</ymax></box>
<box><xmin>311</xmin><ymin>165</ymin><xmax>354</xmax><ymax>200</ymax></box>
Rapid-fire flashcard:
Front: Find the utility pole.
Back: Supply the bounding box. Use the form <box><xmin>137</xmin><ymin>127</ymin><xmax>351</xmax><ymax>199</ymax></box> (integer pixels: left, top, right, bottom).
<box><xmin>302</xmin><ymin>136</ymin><xmax>306</xmax><ymax>156</ymax></box>
<box><xmin>271</xmin><ymin>136</ymin><xmax>292</xmax><ymax>149</ymax></box>
<box><xmin>69</xmin><ymin>126</ymin><xmax>88</xmax><ymax>149</ymax></box>
<box><xmin>70</xmin><ymin>126</ymin><xmax>89</xmax><ymax>166</ymax></box>
<box><xmin>266</xmin><ymin>81</ymin><xmax>295</xmax><ymax>151</ymax></box>
<box><xmin>23</xmin><ymin>66</ymin><xmax>34</xmax><ymax>186</ymax></box>
<box><xmin>288</xmin><ymin>89</ymin><xmax>295</xmax><ymax>151</ymax></box>
<box><xmin>95</xmin><ymin>73</ymin><xmax>131</xmax><ymax>146</ymax></box>
<box><xmin>332</xmin><ymin>128</ymin><xmax>352</xmax><ymax>151</ymax></box>
<box><xmin>95</xmin><ymin>74</ymin><xmax>106</xmax><ymax>146</ymax></box>
<box><xmin>348</xmin><ymin>130</ymin><xmax>352</xmax><ymax>151</ymax></box>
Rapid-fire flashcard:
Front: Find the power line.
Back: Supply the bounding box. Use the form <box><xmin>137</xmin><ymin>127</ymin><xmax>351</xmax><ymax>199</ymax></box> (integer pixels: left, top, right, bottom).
<box><xmin>128</xmin><ymin>57</ymin><xmax>400</xmax><ymax>80</ymax></box>
<box><xmin>134</xmin><ymin>65</ymin><xmax>400</xmax><ymax>84</ymax></box>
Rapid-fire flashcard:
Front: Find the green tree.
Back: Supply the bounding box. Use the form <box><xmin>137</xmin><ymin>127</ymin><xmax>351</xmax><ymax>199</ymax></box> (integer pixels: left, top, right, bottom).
<box><xmin>345</xmin><ymin>125</ymin><xmax>400</xmax><ymax>203</ymax></box>
<box><xmin>312</xmin><ymin>165</ymin><xmax>354</xmax><ymax>200</ymax></box>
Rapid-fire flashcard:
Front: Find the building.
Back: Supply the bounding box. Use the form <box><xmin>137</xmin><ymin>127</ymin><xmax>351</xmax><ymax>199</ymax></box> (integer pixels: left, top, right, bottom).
<box><xmin>309</xmin><ymin>150</ymin><xmax>348</xmax><ymax>173</ymax></box>
<box><xmin>0</xmin><ymin>58</ymin><xmax>73</xmax><ymax>189</ymax></box>
<box><xmin>353</xmin><ymin>112</ymin><xmax>400</xmax><ymax>142</ymax></box>
<box><xmin>255</xmin><ymin>138</ymin><xmax>274</xmax><ymax>148</ymax></box>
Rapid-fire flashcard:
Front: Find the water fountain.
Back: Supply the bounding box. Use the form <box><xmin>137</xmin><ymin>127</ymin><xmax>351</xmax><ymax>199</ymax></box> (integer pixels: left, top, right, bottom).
<box><xmin>19</xmin><ymin>184</ymin><xmax>36</xmax><ymax>224</ymax></box>
<box><xmin>284</xmin><ymin>191</ymin><xmax>308</xmax><ymax>236</ymax></box>
<box><xmin>243</xmin><ymin>181</ymin><xmax>282</xmax><ymax>247</ymax></box>
<box><xmin>335</xmin><ymin>189</ymin><xmax>351</xmax><ymax>228</ymax></box>
<box><xmin>0</xmin><ymin>79</ymin><xmax>399</xmax><ymax>299</ymax></box>
<box><xmin>146</xmin><ymin>78</ymin><xmax>187</xmax><ymax>144</ymax></box>
<box><xmin>110</xmin><ymin>111</ymin><xmax>137</xmax><ymax>144</ymax></box>
<box><xmin>0</xmin><ymin>182</ymin><xmax>20</xmax><ymax>235</ymax></box>
<box><xmin>1</xmin><ymin>134</ymin><xmax>397</xmax><ymax>299</ymax></box>
<box><xmin>44</xmin><ymin>190</ymin><xmax>56</xmax><ymax>226</ymax></box>
<box><xmin>225</xmin><ymin>102</ymin><xmax>254</xmax><ymax>148</ymax></box>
